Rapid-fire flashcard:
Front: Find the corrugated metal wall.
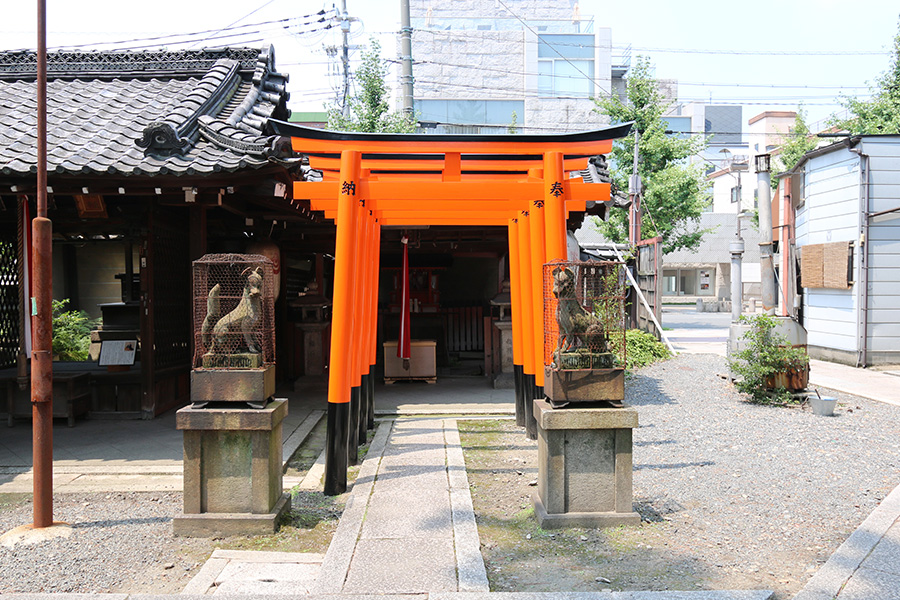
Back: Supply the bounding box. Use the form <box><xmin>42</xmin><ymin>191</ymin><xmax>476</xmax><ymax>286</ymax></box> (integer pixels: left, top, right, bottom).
<box><xmin>796</xmin><ymin>136</ymin><xmax>900</xmax><ymax>364</ymax></box>
<box><xmin>795</xmin><ymin>145</ymin><xmax>859</xmax><ymax>355</ymax></box>
<box><xmin>859</xmin><ymin>138</ymin><xmax>900</xmax><ymax>359</ymax></box>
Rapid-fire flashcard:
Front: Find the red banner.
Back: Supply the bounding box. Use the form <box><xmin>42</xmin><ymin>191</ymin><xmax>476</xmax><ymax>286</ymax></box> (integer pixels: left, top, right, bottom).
<box><xmin>397</xmin><ymin>236</ymin><xmax>411</xmax><ymax>362</ymax></box>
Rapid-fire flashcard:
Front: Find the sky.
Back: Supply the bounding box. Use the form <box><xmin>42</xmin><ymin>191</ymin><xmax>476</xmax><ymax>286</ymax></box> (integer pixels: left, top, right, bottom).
<box><xmin>2</xmin><ymin>0</ymin><xmax>899</xmax><ymax>131</ymax></box>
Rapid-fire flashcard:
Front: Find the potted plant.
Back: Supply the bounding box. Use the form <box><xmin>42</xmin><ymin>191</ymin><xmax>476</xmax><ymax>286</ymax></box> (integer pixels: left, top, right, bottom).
<box><xmin>728</xmin><ymin>313</ymin><xmax>810</xmax><ymax>404</ymax></box>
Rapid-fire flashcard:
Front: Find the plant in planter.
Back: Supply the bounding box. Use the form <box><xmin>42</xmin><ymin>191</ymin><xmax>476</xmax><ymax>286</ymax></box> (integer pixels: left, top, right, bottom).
<box><xmin>52</xmin><ymin>299</ymin><xmax>99</xmax><ymax>361</ymax></box>
<box><xmin>728</xmin><ymin>313</ymin><xmax>809</xmax><ymax>404</ymax></box>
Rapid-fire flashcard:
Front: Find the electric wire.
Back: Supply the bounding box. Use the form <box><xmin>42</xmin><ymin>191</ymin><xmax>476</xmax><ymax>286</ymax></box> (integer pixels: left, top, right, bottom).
<box><xmin>14</xmin><ymin>10</ymin><xmax>338</xmax><ymax>52</ymax></box>
<box><xmin>415</xmin><ymin>28</ymin><xmax>892</xmax><ymax>57</ymax></box>
<box><xmin>412</xmin><ymin>58</ymin><xmax>870</xmax><ymax>91</ymax></box>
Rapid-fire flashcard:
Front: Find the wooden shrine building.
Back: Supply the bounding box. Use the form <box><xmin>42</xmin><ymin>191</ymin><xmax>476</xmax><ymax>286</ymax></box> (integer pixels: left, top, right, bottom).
<box><xmin>0</xmin><ymin>47</ymin><xmax>322</xmax><ymax>422</ymax></box>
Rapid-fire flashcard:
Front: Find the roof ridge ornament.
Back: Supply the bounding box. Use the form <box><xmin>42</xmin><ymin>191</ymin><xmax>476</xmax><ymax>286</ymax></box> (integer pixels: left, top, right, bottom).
<box><xmin>135</xmin><ymin>59</ymin><xmax>241</xmax><ymax>156</ymax></box>
<box><xmin>135</xmin><ymin>122</ymin><xmax>190</xmax><ymax>156</ymax></box>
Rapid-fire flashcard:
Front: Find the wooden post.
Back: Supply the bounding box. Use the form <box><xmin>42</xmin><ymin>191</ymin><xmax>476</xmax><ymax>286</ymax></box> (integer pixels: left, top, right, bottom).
<box><xmin>324</xmin><ymin>150</ymin><xmax>361</xmax><ymax>495</ymax></box>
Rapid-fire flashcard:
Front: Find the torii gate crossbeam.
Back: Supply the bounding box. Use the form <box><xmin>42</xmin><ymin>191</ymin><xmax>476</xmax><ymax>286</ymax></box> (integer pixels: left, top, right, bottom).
<box><xmin>270</xmin><ymin>120</ymin><xmax>632</xmax><ymax>495</ymax></box>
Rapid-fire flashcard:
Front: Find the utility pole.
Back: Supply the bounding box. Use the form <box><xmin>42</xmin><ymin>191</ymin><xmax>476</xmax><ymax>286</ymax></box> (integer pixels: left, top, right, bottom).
<box><xmin>340</xmin><ymin>0</ymin><xmax>351</xmax><ymax>118</ymax></box>
<box><xmin>628</xmin><ymin>130</ymin><xmax>641</xmax><ymax>244</ymax></box>
<box><xmin>400</xmin><ymin>0</ymin><xmax>414</xmax><ymax>116</ymax></box>
<box><xmin>33</xmin><ymin>0</ymin><xmax>54</xmax><ymax>529</ymax></box>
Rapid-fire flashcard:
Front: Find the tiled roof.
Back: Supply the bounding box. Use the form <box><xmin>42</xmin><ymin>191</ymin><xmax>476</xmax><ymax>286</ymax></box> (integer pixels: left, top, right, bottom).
<box><xmin>0</xmin><ymin>47</ymin><xmax>294</xmax><ymax>178</ymax></box>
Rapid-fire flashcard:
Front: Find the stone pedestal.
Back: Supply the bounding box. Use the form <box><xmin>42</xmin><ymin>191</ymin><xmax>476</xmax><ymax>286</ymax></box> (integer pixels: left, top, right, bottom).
<box><xmin>173</xmin><ymin>399</ymin><xmax>290</xmax><ymax>536</ymax></box>
<box><xmin>493</xmin><ymin>320</ymin><xmax>514</xmax><ymax>389</ymax></box>
<box><xmin>533</xmin><ymin>399</ymin><xmax>640</xmax><ymax>529</ymax></box>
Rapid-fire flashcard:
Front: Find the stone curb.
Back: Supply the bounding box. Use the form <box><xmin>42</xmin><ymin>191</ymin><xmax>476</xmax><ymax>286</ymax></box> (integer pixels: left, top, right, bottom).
<box><xmin>444</xmin><ymin>419</ymin><xmax>490</xmax><ymax>593</ymax></box>
<box><xmin>0</xmin><ymin>591</ymin><xmax>775</xmax><ymax>599</ymax></box>
<box><xmin>282</xmin><ymin>410</ymin><xmax>325</xmax><ymax>469</ymax></box>
<box><xmin>311</xmin><ymin>420</ymin><xmax>392</xmax><ymax>594</ymax></box>
<box><xmin>792</xmin><ymin>482</ymin><xmax>900</xmax><ymax>600</ymax></box>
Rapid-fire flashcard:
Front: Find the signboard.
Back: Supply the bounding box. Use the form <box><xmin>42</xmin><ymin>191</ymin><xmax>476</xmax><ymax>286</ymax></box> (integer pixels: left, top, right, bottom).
<box><xmin>99</xmin><ymin>340</ymin><xmax>137</xmax><ymax>366</ymax></box>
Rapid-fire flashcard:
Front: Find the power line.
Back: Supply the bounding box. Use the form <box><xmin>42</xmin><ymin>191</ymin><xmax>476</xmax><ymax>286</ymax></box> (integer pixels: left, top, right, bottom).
<box><xmin>413</xmin><ymin>77</ymin><xmax>871</xmax><ymax>104</ymax></box>
<box><xmin>15</xmin><ymin>10</ymin><xmax>337</xmax><ymax>52</ymax></box>
<box><xmin>493</xmin><ymin>0</ymin><xmax>603</xmax><ymax>92</ymax></box>
<box><xmin>413</xmin><ymin>58</ymin><xmax>871</xmax><ymax>91</ymax></box>
<box><xmin>187</xmin><ymin>0</ymin><xmax>280</xmax><ymax>49</ymax></box>
<box><xmin>415</xmin><ymin>28</ymin><xmax>892</xmax><ymax>57</ymax></box>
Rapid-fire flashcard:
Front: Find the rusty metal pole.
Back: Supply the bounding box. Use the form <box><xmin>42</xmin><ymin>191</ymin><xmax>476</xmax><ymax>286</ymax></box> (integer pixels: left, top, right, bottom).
<box><xmin>32</xmin><ymin>0</ymin><xmax>54</xmax><ymax>529</ymax></box>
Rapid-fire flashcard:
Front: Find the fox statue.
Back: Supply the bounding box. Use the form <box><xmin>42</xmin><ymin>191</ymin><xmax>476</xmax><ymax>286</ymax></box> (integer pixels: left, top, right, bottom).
<box><xmin>201</xmin><ymin>266</ymin><xmax>263</xmax><ymax>354</ymax></box>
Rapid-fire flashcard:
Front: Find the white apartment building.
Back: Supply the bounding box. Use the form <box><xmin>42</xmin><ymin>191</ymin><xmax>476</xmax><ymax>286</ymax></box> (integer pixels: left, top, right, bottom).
<box><xmin>408</xmin><ymin>0</ymin><xmax>629</xmax><ymax>133</ymax></box>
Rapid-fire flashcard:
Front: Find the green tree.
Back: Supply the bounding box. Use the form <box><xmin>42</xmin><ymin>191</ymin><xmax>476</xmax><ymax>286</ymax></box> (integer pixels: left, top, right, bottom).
<box><xmin>773</xmin><ymin>106</ymin><xmax>818</xmax><ymax>174</ymax></box>
<box><xmin>592</xmin><ymin>57</ymin><xmax>710</xmax><ymax>254</ymax></box>
<box><xmin>831</xmin><ymin>18</ymin><xmax>900</xmax><ymax>134</ymax></box>
<box><xmin>507</xmin><ymin>110</ymin><xmax>519</xmax><ymax>134</ymax></box>
<box><xmin>327</xmin><ymin>39</ymin><xmax>417</xmax><ymax>133</ymax></box>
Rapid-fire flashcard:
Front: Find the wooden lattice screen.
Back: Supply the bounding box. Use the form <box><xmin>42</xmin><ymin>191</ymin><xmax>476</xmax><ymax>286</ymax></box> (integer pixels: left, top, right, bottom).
<box><xmin>0</xmin><ymin>220</ymin><xmax>19</xmax><ymax>369</ymax></box>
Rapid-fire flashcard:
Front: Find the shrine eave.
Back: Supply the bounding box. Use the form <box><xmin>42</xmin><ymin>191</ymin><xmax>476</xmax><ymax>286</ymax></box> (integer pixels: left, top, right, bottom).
<box><xmin>268</xmin><ymin>120</ymin><xmax>633</xmax><ymax>145</ymax></box>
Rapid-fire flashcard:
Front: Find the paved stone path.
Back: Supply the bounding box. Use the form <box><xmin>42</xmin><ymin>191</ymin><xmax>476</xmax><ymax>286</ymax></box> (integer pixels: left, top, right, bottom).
<box><xmin>313</xmin><ymin>417</ymin><xmax>489</xmax><ymax>594</ymax></box>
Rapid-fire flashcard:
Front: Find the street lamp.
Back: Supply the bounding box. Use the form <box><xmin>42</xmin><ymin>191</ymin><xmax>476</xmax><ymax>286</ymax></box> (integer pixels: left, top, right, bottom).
<box><xmin>755</xmin><ymin>153</ymin><xmax>776</xmax><ymax>313</ymax></box>
<box><xmin>720</xmin><ymin>149</ymin><xmax>747</xmax><ymax>322</ymax></box>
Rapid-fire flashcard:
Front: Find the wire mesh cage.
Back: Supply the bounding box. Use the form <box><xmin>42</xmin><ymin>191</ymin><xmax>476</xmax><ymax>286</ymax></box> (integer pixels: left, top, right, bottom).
<box><xmin>543</xmin><ymin>260</ymin><xmax>626</xmax><ymax>372</ymax></box>
<box><xmin>192</xmin><ymin>254</ymin><xmax>275</xmax><ymax>369</ymax></box>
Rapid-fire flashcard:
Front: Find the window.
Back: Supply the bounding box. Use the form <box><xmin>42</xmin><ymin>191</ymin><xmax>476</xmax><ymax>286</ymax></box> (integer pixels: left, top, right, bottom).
<box><xmin>537</xmin><ymin>34</ymin><xmax>594</xmax><ymax>97</ymax></box>
<box><xmin>417</xmin><ymin>99</ymin><xmax>524</xmax><ymax>126</ymax></box>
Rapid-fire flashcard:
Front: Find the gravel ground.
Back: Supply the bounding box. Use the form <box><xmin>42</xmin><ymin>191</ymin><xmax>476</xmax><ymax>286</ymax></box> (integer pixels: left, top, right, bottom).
<box><xmin>0</xmin><ymin>420</ymin><xmax>360</xmax><ymax>594</ymax></box>
<box><xmin>630</xmin><ymin>353</ymin><xmax>900</xmax><ymax>595</ymax></box>
<box><xmin>461</xmin><ymin>352</ymin><xmax>900</xmax><ymax>599</ymax></box>
<box><xmin>0</xmin><ymin>492</ymin><xmax>209</xmax><ymax>594</ymax></box>
<box><xmin>2</xmin><ymin>353</ymin><xmax>897</xmax><ymax>597</ymax></box>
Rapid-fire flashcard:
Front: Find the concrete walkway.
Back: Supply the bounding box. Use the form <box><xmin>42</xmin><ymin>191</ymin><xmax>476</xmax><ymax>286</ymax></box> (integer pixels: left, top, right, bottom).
<box><xmin>794</xmin><ymin>483</ymin><xmax>900</xmax><ymax>600</ymax></box>
<box><xmin>313</xmin><ymin>417</ymin><xmax>489</xmax><ymax>594</ymax></box>
<box><xmin>0</xmin><ymin>404</ymin><xmax>325</xmax><ymax>494</ymax></box>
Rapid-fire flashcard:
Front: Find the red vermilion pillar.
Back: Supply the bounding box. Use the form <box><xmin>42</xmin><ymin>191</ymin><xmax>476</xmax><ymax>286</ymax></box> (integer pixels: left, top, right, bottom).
<box><xmin>347</xmin><ymin>203</ymin><xmax>370</xmax><ymax>464</ymax></box>
<box><xmin>508</xmin><ymin>217</ymin><xmax>525</xmax><ymax>427</ymax></box>
<box><xmin>365</xmin><ymin>216</ymin><xmax>380</xmax><ymax>431</ymax></box>
<box><xmin>516</xmin><ymin>211</ymin><xmax>539</xmax><ymax>438</ymax></box>
<box><xmin>527</xmin><ymin>196</ymin><xmax>546</xmax><ymax>440</ymax></box>
<box><xmin>543</xmin><ymin>151</ymin><xmax>568</xmax><ymax>263</ymax></box>
<box><xmin>324</xmin><ymin>150</ymin><xmax>361</xmax><ymax>495</ymax></box>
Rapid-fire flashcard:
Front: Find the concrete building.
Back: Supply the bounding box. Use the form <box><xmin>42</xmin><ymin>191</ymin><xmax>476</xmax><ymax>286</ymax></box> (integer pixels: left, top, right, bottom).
<box><xmin>654</xmin><ymin>110</ymin><xmax>800</xmax><ymax>305</ymax></box>
<box><xmin>408</xmin><ymin>0</ymin><xmax>630</xmax><ymax>133</ymax></box>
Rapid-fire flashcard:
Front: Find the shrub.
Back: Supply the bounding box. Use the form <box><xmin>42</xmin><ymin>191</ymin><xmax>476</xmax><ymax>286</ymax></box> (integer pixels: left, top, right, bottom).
<box><xmin>728</xmin><ymin>313</ymin><xmax>809</xmax><ymax>404</ymax></box>
<box><xmin>52</xmin><ymin>299</ymin><xmax>98</xmax><ymax>361</ymax></box>
<box><xmin>625</xmin><ymin>328</ymin><xmax>672</xmax><ymax>369</ymax></box>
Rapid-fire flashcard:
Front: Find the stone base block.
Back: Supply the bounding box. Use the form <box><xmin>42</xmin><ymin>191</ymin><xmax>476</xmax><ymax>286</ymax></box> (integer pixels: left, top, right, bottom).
<box><xmin>173</xmin><ymin>493</ymin><xmax>290</xmax><ymax>537</ymax></box>
<box><xmin>534</xmin><ymin>399</ymin><xmax>638</xmax><ymax>529</ymax></box>
<box><xmin>191</xmin><ymin>365</ymin><xmax>275</xmax><ymax>403</ymax></box>
<box><xmin>492</xmin><ymin>371</ymin><xmax>515</xmax><ymax>389</ymax></box>
<box><xmin>544</xmin><ymin>366</ymin><xmax>625</xmax><ymax>403</ymax></box>
<box><xmin>533</xmin><ymin>492</ymin><xmax>639</xmax><ymax>529</ymax></box>
<box><xmin>176</xmin><ymin>400</ymin><xmax>287</xmax><ymax>537</ymax></box>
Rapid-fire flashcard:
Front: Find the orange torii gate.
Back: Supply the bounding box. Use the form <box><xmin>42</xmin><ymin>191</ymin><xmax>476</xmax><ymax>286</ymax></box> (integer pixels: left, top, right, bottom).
<box><xmin>270</xmin><ymin>121</ymin><xmax>631</xmax><ymax>494</ymax></box>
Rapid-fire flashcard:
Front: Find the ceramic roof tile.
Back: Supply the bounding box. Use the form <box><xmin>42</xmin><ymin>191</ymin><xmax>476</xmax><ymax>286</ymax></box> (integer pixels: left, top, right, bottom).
<box><xmin>0</xmin><ymin>47</ymin><xmax>289</xmax><ymax>178</ymax></box>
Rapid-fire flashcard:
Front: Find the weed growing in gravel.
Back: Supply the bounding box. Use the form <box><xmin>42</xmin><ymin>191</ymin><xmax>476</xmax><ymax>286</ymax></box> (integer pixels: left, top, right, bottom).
<box><xmin>624</xmin><ymin>329</ymin><xmax>672</xmax><ymax>370</ymax></box>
